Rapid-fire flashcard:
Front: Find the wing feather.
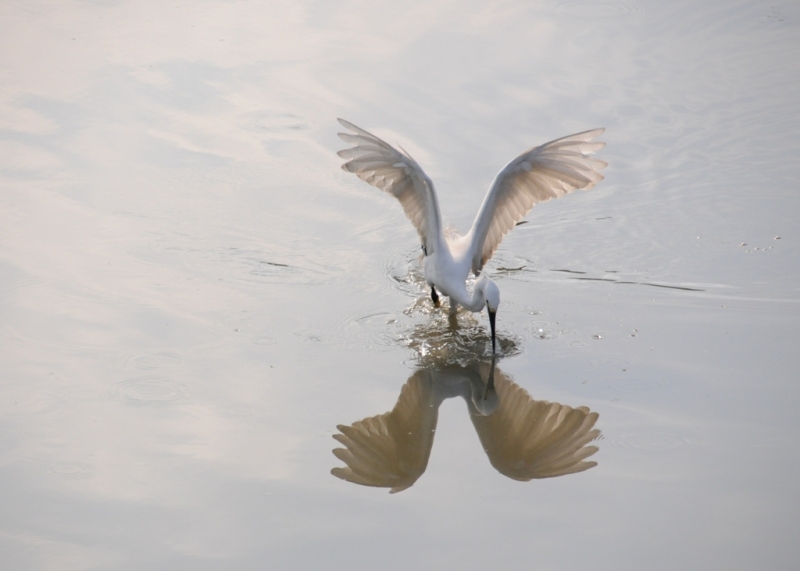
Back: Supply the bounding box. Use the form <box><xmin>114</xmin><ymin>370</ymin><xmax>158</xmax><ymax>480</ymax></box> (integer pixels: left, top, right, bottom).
<box><xmin>337</xmin><ymin>119</ymin><xmax>443</xmax><ymax>254</ymax></box>
<box><xmin>467</xmin><ymin>128</ymin><xmax>607</xmax><ymax>273</ymax></box>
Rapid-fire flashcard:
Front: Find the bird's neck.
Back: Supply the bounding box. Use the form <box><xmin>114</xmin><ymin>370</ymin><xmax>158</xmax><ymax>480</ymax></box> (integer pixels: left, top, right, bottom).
<box><xmin>449</xmin><ymin>283</ymin><xmax>485</xmax><ymax>312</ymax></box>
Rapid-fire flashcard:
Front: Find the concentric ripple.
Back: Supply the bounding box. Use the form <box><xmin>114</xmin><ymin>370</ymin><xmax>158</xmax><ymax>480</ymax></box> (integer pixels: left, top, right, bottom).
<box><xmin>43</xmin><ymin>463</ymin><xmax>92</xmax><ymax>479</ymax></box>
<box><xmin>118</xmin><ymin>352</ymin><xmax>182</xmax><ymax>370</ymax></box>
<box><xmin>381</xmin><ymin>244</ymin><xmax>426</xmax><ymax>298</ymax></box>
<box><xmin>336</xmin><ymin>310</ymin><xmax>403</xmax><ymax>351</ymax></box>
<box><xmin>109</xmin><ymin>378</ymin><xmax>190</xmax><ymax>403</ymax></box>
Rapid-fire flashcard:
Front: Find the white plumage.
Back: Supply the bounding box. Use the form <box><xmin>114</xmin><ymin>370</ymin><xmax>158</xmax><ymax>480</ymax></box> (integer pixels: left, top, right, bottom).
<box><xmin>337</xmin><ymin>118</ymin><xmax>607</xmax><ymax>352</ymax></box>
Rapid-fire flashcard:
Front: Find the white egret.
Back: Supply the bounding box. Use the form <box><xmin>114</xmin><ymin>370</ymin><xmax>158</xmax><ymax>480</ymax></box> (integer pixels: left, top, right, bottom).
<box><xmin>337</xmin><ymin>119</ymin><xmax>607</xmax><ymax>353</ymax></box>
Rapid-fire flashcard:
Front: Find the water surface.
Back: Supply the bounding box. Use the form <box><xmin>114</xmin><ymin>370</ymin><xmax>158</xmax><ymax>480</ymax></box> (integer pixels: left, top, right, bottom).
<box><xmin>2</xmin><ymin>1</ymin><xmax>799</xmax><ymax>569</ymax></box>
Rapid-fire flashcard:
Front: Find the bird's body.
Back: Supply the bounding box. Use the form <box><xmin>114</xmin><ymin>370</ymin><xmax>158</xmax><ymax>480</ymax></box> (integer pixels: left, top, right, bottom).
<box><xmin>337</xmin><ymin>119</ymin><xmax>607</xmax><ymax>352</ymax></box>
<box><xmin>423</xmin><ymin>231</ymin><xmax>487</xmax><ymax>313</ymax></box>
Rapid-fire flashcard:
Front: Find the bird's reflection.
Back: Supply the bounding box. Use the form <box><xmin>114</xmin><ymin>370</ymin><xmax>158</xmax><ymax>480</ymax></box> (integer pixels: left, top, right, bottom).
<box><xmin>331</xmin><ymin>359</ymin><xmax>600</xmax><ymax>493</ymax></box>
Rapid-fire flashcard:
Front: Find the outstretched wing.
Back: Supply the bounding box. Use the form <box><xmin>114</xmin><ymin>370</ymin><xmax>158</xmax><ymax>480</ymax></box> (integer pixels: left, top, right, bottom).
<box><xmin>337</xmin><ymin>119</ymin><xmax>443</xmax><ymax>254</ymax></box>
<box><xmin>466</xmin><ymin>128</ymin><xmax>607</xmax><ymax>273</ymax></box>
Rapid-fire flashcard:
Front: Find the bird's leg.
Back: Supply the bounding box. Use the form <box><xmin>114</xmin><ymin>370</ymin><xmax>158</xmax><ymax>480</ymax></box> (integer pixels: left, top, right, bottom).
<box><xmin>430</xmin><ymin>286</ymin><xmax>440</xmax><ymax>307</ymax></box>
<box><xmin>447</xmin><ymin>304</ymin><xmax>459</xmax><ymax>330</ymax></box>
<box><xmin>448</xmin><ymin>298</ymin><xmax>458</xmax><ymax>318</ymax></box>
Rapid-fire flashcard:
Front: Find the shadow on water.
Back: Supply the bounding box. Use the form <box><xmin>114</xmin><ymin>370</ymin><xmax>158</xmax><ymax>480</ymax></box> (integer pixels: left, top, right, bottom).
<box><xmin>331</xmin><ymin>358</ymin><xmax>600</xmax><ymax>493</ymax></box>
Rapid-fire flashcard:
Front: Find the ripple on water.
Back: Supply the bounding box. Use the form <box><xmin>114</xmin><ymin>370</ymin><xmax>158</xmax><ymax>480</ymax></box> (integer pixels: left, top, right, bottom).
<box><xmin>109</xmin><ymin>378</ymin><xmax>190</xmax><ymax>403</ymax></box>
<box><xmin>220</xmin><ymin>245</ymin><xmax>344</xmax><ymax>286</ymax></box>
<box><xmin>401</xmin><ymin>311</ymin><xmax>522</xmax><ymax>367</ymax></box>
<box><xmin>585</xmin><ymin>355</ymin><xmax>633</xmax><ymax>373</ymax></box>
<box><xmin>369</xmin><ymin>249</ymin><xmax>525</xmax><ymax>362</ymax></box>
<box><xmin>43</xmin><ymin>463</ymin><xmax>92</xmax><ymax>479</ymax></box>
<box><xmin>222</xmin><ymin>405</ymin><xmax>257</xmax><ymax>417</ymax></box>
<box><xmin>126</xmin><ymin>232</ymin><xmax>188</xmax><ymax>267</ymax></box>
<box><xmin>336</xmin><ymin>310</ymin><xmax>403</xmax><ymax>351</ymax></box>
<box><xmin>607</xmin><ymin>431</ymin><xmax>688</xmax><ymax>454</ymax></box>
<box><xmin>381</xmin><ymin>244</ymin><xmax>425</xmax><ymax>297</ymax></box>
<box><xmin>130</xmin><ymin>235</ymin><xmax>337</xmax><ymax>286</ymax></box>
<box><xmin>525</xmin><ymin>320</ymin><xmax>557</xmax><ymax>340</ymax></box>
<box><xmin>486</xmin><ymin>253</ymin><xmax>538</xmax><ymax>282</ymax></box>
<box><xmin>192</xmin><ymin>246</ymin><xmax>299</xmax><ymax>284</ymax></box>
<box><xmin>338</xmin><ymin>301</ymin><xmax>522</xmax><ymax>364</ymax></box>
<box><xmin>117</xmin><ymin>352</ymin><xmax>182</xmax><ymax>370</ymax></box>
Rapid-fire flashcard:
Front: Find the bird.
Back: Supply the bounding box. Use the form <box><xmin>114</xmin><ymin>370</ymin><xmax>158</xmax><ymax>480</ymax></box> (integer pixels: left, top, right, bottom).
<box><xmin>337</xmin><ymin>118</ymin><xmax>607</xmax><ymax>353</ymax></box>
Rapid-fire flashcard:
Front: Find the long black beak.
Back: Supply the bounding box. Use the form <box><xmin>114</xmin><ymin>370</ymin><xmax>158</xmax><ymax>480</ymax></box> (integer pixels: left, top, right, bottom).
<box><xmin>488</xmin><ymin>308</ymin><xmax>497</xmax><ymax>354</ymax></box>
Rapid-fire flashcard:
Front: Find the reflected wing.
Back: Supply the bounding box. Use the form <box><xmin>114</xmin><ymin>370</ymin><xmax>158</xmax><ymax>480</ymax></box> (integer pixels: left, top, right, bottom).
<box><xmin>470</xmin><ymin>367</ymin><xmax>600</xmax><ymax>480</ymax></box>
<box><xmin>337</xmin><ymin>119</ymin><xmax>444</xmax><ymax>254</ymax></box>
<box><xmin>331</xmin><ymin>371</ymin><xmax>438</xmax><ymax>493</ymax></box>
<box><xmin>467</xmin><ymin>129</ymin><xmax>607</xmax><ymax>273</ymax></box>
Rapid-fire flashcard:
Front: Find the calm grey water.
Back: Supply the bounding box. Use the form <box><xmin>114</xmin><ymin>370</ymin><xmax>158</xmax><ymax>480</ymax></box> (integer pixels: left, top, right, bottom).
<box><xmin>2</xmin><ymin>1</ymin><xmax>799</xmax><ymax>569</ymax></box>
